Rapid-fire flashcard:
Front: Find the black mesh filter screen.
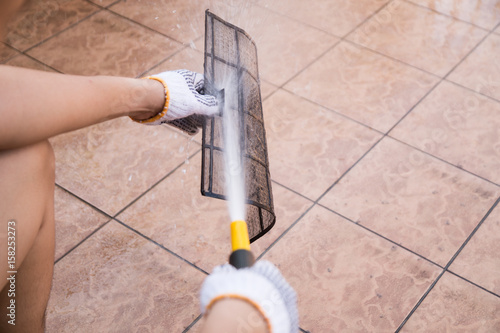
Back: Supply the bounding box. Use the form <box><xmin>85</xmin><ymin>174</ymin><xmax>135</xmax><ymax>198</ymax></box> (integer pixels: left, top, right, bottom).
<box><xmin>201</xmin><ymin>10</ymin><xmax>275</xmax><ymax>243</ymax></box>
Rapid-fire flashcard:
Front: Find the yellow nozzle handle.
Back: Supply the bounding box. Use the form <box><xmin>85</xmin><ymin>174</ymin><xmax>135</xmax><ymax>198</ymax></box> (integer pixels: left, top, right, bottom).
<box><xmin>230</xmin><ymin>220</ymin><xmax>251</xmax><ymax>251</ymax></box>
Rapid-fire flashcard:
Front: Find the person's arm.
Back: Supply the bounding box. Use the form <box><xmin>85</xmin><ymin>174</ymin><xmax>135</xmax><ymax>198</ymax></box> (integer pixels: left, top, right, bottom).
<box><xmin>0</xmin><ymin>65</ymin><xmax>163</xmax><ymax>150</ymax></box>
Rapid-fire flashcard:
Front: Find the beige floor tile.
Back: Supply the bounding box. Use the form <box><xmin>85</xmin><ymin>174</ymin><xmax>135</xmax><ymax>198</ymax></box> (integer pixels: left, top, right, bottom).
<box><xmin>258</xmin><ymin>0</ymin><xmax>389</xmax><ymax>37</ymax></box>
<box><xmin>118</xmin><ymin>153</ymin><xmax>312</xmax><ymax>273</ymax></box>
<box><xmin>285</xmin><ymin>42</ymin><xmax>439</xmax><ymax>132</ymax></box>
<box><xmin>391</xmin><ymin>81</ymin><xmax>500</xmax><ymax>185</ymax></box>
<box><xmin>193</xmin><ymin>5</ymin><xmax>338</xmax><ymax>86</ymax></box>
<box><xmin>27</xmin><ymin>10</ymin><xmax>182</xmax><ymax>77</ymax></box>
<box><xmin>347</xmin><ymin>0</ymin><xmax>487</xmax><ymax>77</ymax></box>
<box><xmin>50</xmin><ymin>117</ymin><xmax>199</xmax><ymax>216</ymax></box>
<box><xmin>449</xmin><ymin>204</ymin><xmax>500</xmax><ymax>295</ymax></box>
<box><xmin>0</xmin><ymin>42</ymin><xmax>19</xmax><ymax>62</ymax></box>
<box><xmin>264</xmin><ymin>89</ymin><xmax>382</xmax><ymax>200</ymax></box>
<box><xmin>401</xmin><ymin>273</ymin><xmax>500</xmax><ymax>332</ymax></box>
<box><xmin>4</xmin><ymin>0</ymin><xmax>99</xmax><ymax>51</ymax></box>
<box><xmin>233</xmin><ymin>5</ymin><xmax>338</xmax><ymax>86</ymax></box>
<box><xmin>54</xmin><ymin>187</ymin><xmax>110</xmax><ymax>260</ymax></box>
<box><xmin>4</xmin><ymin>54</ymin><xmax>55</xmax><ymax>71</ymax></box>
<box><xmin>408</xmin><ymin>0</ymin><xmax>500</xmax><ymax>30</ymax></box>
<box><xmin>263</xmin><ymin>205</ymin><xmax>441</xmax><ymax>332</ymax></box>
<box><xmin>447</xmin><ymin>33</ymin><xmax>500</xmax><ymax>102</ymax></box>
<box><xmin>87</xmin><ymin>0</ymin><xmax>117</xmax><ymax>7</ymax></box>
<box><xmin>144</xmin><ymin>47</ymin><xmax>204</xmax><ymax>76</ymax></box>
<box><xmin>320</xmin><ymin>137</ymin><xmax>500</xmax><ymax>266</ymax></box>
<box><xmin>46</xmin><ymin>221</ymin><xmax>205</xmax><ymax>332</ymax></box>
<box><xmin>110</xmin><ymin>0</ymin><xmax>211</xmax><ymax>44</ymax></box>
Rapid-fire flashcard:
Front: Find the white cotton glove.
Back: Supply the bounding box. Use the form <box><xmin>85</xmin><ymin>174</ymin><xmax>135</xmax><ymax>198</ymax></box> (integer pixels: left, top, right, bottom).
<box><xmin>132</xmin><ymin>69</ymin><xmax>219</xmax><ymax>125</ymax></box>
<box><xmin>200</xmin><ymin>261</ymin><xmax>299</xmax><ymax>333</ymax></box>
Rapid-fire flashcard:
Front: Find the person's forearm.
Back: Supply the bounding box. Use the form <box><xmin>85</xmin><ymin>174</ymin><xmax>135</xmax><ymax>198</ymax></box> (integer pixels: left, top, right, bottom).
<box><xmin>0</xmin><ymin>65</ymin><xmax>164</xmax><ymax>150</ymax></box>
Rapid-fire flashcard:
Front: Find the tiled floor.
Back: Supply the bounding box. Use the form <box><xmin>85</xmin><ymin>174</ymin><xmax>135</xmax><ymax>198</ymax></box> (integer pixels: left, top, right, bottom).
<box><xmin>3</xmin><ymin>0</ymin><xmax>500</xmax><ymax>332</ymax></box>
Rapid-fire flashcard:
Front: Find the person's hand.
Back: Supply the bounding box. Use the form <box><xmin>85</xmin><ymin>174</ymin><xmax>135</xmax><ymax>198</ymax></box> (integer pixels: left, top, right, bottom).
<box><xmin>131</xmin><ymin>69</ymin><xmax>219</xmax><ymax>125</ymax></box>
<box><xmin>200</xmin><ymin>260</ymin><xmax>299</xmax><ymax>333</ymax></box>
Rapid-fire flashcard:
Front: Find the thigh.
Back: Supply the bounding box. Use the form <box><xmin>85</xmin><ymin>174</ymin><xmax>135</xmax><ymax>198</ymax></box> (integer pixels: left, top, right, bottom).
<box><xmin>0</xmin><ymin>141</ymin><xmax>55</xmax><ymax>289</ymax></box>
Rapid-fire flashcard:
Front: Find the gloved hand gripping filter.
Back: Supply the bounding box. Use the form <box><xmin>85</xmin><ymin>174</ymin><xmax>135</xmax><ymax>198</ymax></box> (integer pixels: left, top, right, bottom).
<box><xmin>201</xmin><ymin>11</ymin><xmax>275</xmax><ymax>246</ymax></box>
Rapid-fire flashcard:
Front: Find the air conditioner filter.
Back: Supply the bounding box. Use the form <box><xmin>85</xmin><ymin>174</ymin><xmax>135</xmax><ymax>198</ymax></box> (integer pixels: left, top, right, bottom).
<box><xmin>201</xmin><ymin>10</ymin><xmax>275</xmax><ymax>243</ymax></box>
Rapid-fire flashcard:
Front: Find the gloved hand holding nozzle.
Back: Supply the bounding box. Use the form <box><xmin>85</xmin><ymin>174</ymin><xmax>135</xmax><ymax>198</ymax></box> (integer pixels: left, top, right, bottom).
<box><xmin>200</xmin><ymin>260</ymin><xmax>299</xmax><ymax>333</ymax></box>
<box><xmin>130</xmin><ymin>69</ymin><xmax>219</xmax><ymax>125</ymax></box>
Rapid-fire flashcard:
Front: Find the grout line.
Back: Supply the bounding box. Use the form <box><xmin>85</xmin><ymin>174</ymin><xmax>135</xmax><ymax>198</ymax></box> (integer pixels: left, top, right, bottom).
<box><xmin>402</xmin><ymin>0</ymin><xmax>491</xmax><ymax>31</ymax></box>
<box><xmin>22</xmin><ymin>9</ymin><xmax>102</xmax><ymax>55</ymax></box>
<box><xmin>253</xmin><ymin>3</ymin><xmax>343</xmax><ymax>39</ymax></box>
<box><xmin>395</xmin><ymin>195</ymin><xmax>500</xmax><ymax>331</ymax></box>
<box><xmin>388</xmin><ymin>136</ymin><xmax>500</xmax><ymax>188</ymax></box>
<box><xmin>442</xmin><ymin>32</ymin><xmax>494</xmax><ymax>81</ymax></box>
<box><xmin>256</xmin><ymin>202</ymin><xmax>316</xmax><ymax>261</ymax></box>
<box><xmin>114</xmin><ymin>218</ymin><xmax>209</xmax><ymax>275</ymax></box>
<box><xmin>136</xmin><ymin>36</ymin><xmax>203</xmax><ymax>78</ymax></box>
<box><xmin>317</xmin><ymin>203</ymin><xmax>445</xmax><ymax>269</ymax></box>
<box><xmin>442</xmin><ymin>196</ymin><xmax>500</xmax><ymax>272</ymax></box>
<box><xmin>314</xmin><ymin>135</ymin><xmax>384</xmax><ymax>204</ymax></box>
<box><xmin>15</xmin><ymin>53</ymin><xmax>63</xmax><ymax>73</ymax></box>
<box><xmin>279</xmin><ymin>85</ymin><xmax>386</xmax><ymax>135</ymax></box>
<box><xmin>55</xmin><ymin>219</ymin><xmax>112</xmax><ymax>264</ymax></box>
<box><xmin>112</xmin><ymin>148</ymin><xmax>201</xmax><ymax>218</ymax></box>
<box><xmin>55</xmin><ymin>183</ymin><xmax>113</xmax><ymax>219</ymax></box>
<box><xmin>259</xmin><ymin>134</ymin><xmax>386</xmax><ymax>260</ymax></box>
<box><xmin>105</xmin><ymin>7</ymin><xmax>189</xmax><ymax>46</ymax></box>
<box><xmin>342</xmin><ymin>38</ymin><xmax>442</xmax><ymax>79</ymax></box>
<box><xmin>183</xmin><ymin>314</ymin><xmax>202</xmax><ymax>333</ymax></box>
<box><xmin>271</xmin><ymin>180</ymin><xmax>315</xmax><ymax>203</ymax></box>
<box><xmin>265</xmin><ymin>0</ymin><xmax>397</xmax><ymax>94</ymax></box>
<box><xmin>444</xmin><ymin>78</ymin><xmax>500</xmax><ymax>105</ymax></box>
<box><xmin>446</xmin><ymin>270</ymin><xmax>500</xmax><ymax>299</ymax></box>
<box><xmin>395</xmin><ymin>269</ymin><xmax>446</xmax><ymax>332</ymax></box>
<box><xmin>386</xmin><ymin>26</ymin><xmax>496</xmax><ymax>137</ymax></box>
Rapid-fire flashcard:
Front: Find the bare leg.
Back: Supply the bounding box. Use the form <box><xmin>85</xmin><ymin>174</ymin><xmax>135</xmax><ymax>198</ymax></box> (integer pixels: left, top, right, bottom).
<box><xmin>0</xmin><ymin>141</ymin><xmax>56</xmax><ymax>332</ymax></box>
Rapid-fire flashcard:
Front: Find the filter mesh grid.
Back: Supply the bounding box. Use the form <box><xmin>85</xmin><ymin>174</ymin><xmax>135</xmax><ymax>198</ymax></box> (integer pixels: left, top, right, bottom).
<box><xmin>201</xmin><ymin>10</ymin><xmax>275</xmax><ymax>243</ymax></box>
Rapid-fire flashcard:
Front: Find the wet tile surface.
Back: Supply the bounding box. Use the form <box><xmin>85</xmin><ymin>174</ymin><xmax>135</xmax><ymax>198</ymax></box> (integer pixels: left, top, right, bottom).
<box><xmin>0</xmin><ymin>42</ymin><xmax>19</xmax><ymax>62</ymax></box>
<box><xmin>450</xmin><ymin>204</ymin><xmax>500</xmax><ymax>295</ymax></box>
<box><xmin>391</xmin><ymin>81</ymin><xmax>500</xmax><ymax>185</ymax></box>
<box><xmin>4</xmin><ymin>0</ymin><xmax>99</xmax><ymax>51</ymax></box>
<box><xmin>447</xmin><ymin>33</ymin><xmax>500</xmax><ymax>102</ymax></box>
<box><xmin>27</xmin><ymin>10</ymin><xmax>182</xmax><ymax>76</ymax></box>
<box><xmin>110</xmin><ymin>0</ymin><xmax>210</xmax><ymax>44</ymax></box>
<box><xmin>53</xmin><ymin>187</ymin><xmax>110</xmax><ymax>261</ymax></box>
<box><xmin>263</xmin><ymin>205</ymin><xmax>442</xmax><ymax>332</ymax></box>
<box><xmin>401</xmin><ymin>272</ymin><xmax>500</xmax><ymax>332</ymax></box>
<box><xmin>319</xmin><ymin>137</ymin><xmax>500</xmax><ymax>266</ymax></box>
<box><xmin>408</xmin><ymin>0</ymin><xmax>500</xmax><ymax>30</ymax></box>
<box><xmin>117</xmin><ymin>153</ymin><xmax>312</xmax><ymax>273</ymax></box>
<box><xmin>4</xmin><ymin>54</ymin><xmax>56</xmax><ymax>71</ymax></box>
<box><xmin>232</xmin><ymin>5</ymin><xmax>339</xmax><ymax>86</ymax></box>
<box><xmin>264</xmin><ymin>89</ymin><xmax>382</xmax><ymax>200</ymax></box>
<box><xmin>347</xmin><ymin>0</ymin><xmax>487</xmax><ymax>77</ymax></box>
<box><xmin>257</xmin><ymin>0</ymin><xmax>390</xmax><ymax>37</ymax></box>
<box><xmin>50</xmin><ymin>117</ymin><xmax>199</xmax><ymax>216</ymax></box>
<box><xmin>2</xmin><ymin>0</ymin><xmax>499</xmax><ymax>331</ymax></box>
<box><xmin>46</xmin><ymin>221</ymin><xmax>205</xmax><ymax>332</ymax></box>
<box><xmin>285</xmin><ymin>41</ymin><xmax>439</xmax><ymax>132</ymax></box>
